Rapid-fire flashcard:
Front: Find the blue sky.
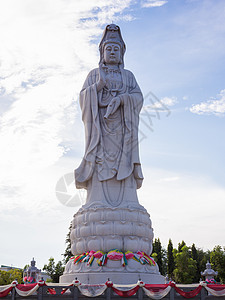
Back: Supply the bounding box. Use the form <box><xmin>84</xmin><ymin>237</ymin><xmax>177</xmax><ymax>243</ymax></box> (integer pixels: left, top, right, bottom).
<box><xmin>0</xmin><ymin>0</ymin><xmax>225</xmax><ymax>270</ymax></box>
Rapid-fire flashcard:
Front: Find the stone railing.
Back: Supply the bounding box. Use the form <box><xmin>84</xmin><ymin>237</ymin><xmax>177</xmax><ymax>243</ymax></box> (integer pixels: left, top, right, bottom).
<box><xmin>2</xmin><ymin>280</ymin><xmax>225</xmax><ymax>300</ymax></box>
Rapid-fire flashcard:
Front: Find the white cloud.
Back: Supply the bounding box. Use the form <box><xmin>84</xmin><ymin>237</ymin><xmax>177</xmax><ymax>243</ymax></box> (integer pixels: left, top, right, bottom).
<box><xmin>190</xmin><ymin>89</ymin><xmax>225</xmax><ymax>116</ymax></box>
<box><xmin>158</xmin><ymin>176</ymin><xmax>180</xmax><ymax>182</ymax></box>
<box><xmin>142</xmin><ymin>96</ymin><xmax>177</xmax><ymax>113</ymax></box>
<box><xmin>141</xmin><ymin>0</ymin><xmax>168</xmax><ymax>8</ymax></box>
<box><xmin>159</xmin><ymin>96</ymin><xmax>177</xmax><ymax>107</ymax></box>
<box><xmin>0</xmin><ymin>0</ymin><xmax>135</xmax><ymax>196</ymax></box>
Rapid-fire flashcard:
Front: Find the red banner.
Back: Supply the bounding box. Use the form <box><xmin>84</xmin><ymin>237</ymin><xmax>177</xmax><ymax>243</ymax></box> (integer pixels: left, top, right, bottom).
<box><xmin>16</xmin><ymin>284</ymin><xmax>37</xmax><ymax>291</ymax></box>
<box><xmin>0</xmin><ymin>287</ymin><xmax>13</xmax><ymax>298</ymax></box>
<box><xmin>47</xmin><ymin>288</ymin><xmax>56</xmax><ymax>295</ymax></box>
<box><xmin>170</xmin><ymin>282</ymin><xmax>202</xmax><ymax>298</ymax></box>
<box><xmin>206</xmin><ymin>284</ymin><xmax>225</xmax><ymax>291</ymax></box>
<box><xmin>111</xmin><ymin>285</ymin><xmax>140</xmax><ymax>297</ymax></box>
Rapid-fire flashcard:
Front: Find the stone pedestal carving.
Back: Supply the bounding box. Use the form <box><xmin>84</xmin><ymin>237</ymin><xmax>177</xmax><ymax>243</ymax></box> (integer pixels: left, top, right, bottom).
<box><xmin>60</xmin><ymin>206</ymin><xmax>164</xmax><ymax>284</ymax></box>
<box><xmin>60</xmin><ymin>24</ymin><xmax>165</xmax><ymax>284</ymax></box>
<box><xmin>70</xmin><ymin>207</ymin><xmax>153</xmax><ymax>255</ymax></box>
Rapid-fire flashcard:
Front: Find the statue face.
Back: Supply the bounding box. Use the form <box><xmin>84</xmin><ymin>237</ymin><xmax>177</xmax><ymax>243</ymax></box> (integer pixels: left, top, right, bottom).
<box><xmin>104</xmin><ymin>43</ymin><xmax>121</xmax><ymax>65</ymax></box>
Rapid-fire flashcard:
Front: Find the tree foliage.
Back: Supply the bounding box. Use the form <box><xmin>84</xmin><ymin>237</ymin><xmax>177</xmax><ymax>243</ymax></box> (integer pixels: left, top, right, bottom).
<box><xmin>43</xmin><ymin>257</ymin><xmax>64</xmax><ymax>283</ymax></box>
<box><xmin>174</xmin><ymin>245</ymin><xmax>197</xmax><ymax>283</ymax></box>
<box><xmin>167</xmin><ymin>239</ymin><xmax>175</xmax><ymax>279</ymax></box>
<box><xmin>191</xmin><ymin>243</ymin><xmax>200</xmax><ymax>282</ymax></box>
<box><xmin>152</xmin><ymin>238</ymin><xmax>167</xmax><ymax>275</ymax></box>
<box><xmin>178</xmin><ymin>240</ymin><xmax>186</xmax><ymax>252</ymax></box>
<box><xmin>210</xmin><ymin>246</ymin><xmax>225</xmax><ymax>283</ymax></box>
<box><xmin>63</xmin><ymin>221</ymin><xmax>73</xmax><ymax>264</ymax></box>
<box><xmin>0</xmin><ymin>269</ymin><xmax>23</xmax><ymax>285</ymax></box>
<box><xmin>152</xmin><ymin>240</ymin><xmax>225</xmax><ymax>284</ymax></box>
<box><xmin>152</xmin><ymin>238</ymin><xmax>164</xmax><ymax>274</ymax></box>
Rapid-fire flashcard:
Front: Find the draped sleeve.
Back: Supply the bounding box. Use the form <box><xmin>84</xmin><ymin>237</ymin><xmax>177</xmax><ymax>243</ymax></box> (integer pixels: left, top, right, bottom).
<box><xmin>75</xmin><ymin>68</ymin><xmax>101</xmax><ymax>189</ymax></box>
<box><xmin>117</xmin><ymin>70</ymin><xmax>144</xmax><ymax>187</ymax></box>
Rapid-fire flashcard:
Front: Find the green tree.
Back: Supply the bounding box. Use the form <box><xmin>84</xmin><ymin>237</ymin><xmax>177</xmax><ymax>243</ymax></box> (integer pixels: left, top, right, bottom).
<box><xmin>178</xmin><ymin>240</ymin><xmax>186</xmax><ymax>252</ymax></box>
<box><xmin>191</xmin><ymin>243</ymin><xmax>200</xmax><ymax>282</ymax></box>
<box><xmin>63</xmin><ymin>222</ymin><xmax>73</xmax><ymax>264</ymax></box>
<box><xmin>0</xmin><ymin>269</ymin><xmax>23</xmax><ymax>285</ymax></box>
<box><xmin>167</xmin><ymin>239</ymin><xmax>175</xmax><ymax>279</ymax></box>
<box><xmin>23</xmin><ymin>265</ymin><xmax>29</xmax><ymax>272</ymax></box>
<box><xmin>190</xmin><ymin>245</ymin><xmax>211</xmax><ymax>282</ymax></box>
<box><xmin>152</xmin><ymin>238</ymin><xmax>167</xmax><ymax>275</ymax></box>
<box><xmin>191</xmin><ymin>244</ymin><xmax>198</xmax><ymax>261</ymax></box>
<box><xmin>43</xmin><ymin>258</ymin><xmax>64</xmax><ymax>283</ymax></box>
<box><xmin>152</xmin><ymin>238</ymin><xmax>163</xmax><ymax>274</ymax></box>
<box><xmin>151</xmin><ymin>252</ymin><xmax>158</xmax><ymax>264</ymax></box>
<box><xmin>174</xmin><ymin>245</ymin><xmax>197</xmax><ymax>283</ymax></box>
<box><xmin>210</xmin><ymin>245</ymin><xmax>225</xmax><ymax>283</ymax></box>
<box><xmin>161</xmin><ymin>248</ymin><xmax>167</xmax><ymax>276</ymax></box>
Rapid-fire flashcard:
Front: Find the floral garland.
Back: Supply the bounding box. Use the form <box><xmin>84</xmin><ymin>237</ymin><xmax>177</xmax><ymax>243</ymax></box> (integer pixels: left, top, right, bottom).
<box><xmin>23</xmin><ymin>276</ymin><xmax>36</xmax><ymax>284</ymax></box>
<box><xmin>70</xmin><ymin>249</ymin><xmax>156</xmax><ymax>267</ymax></box>
<box><xmin>205</xmin><ymin>278</ymin><xmax>217</xmax><ymax>284</ymax></box>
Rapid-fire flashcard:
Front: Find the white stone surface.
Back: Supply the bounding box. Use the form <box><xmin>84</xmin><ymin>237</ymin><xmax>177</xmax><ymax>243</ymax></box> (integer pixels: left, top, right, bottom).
<box><xmin>60</xmin><ymin>258</ymin><xmax>165</xmax><ymax>284</ymax></box>
<box><xmin>60</xmin><ymin>271</ymin><xmax>165</xmax><ymax>284</ymax></box>
<box><xmin>70</xmin><ymin>207</ymin><xmax>153</xmax><ymax>255</ymax></box>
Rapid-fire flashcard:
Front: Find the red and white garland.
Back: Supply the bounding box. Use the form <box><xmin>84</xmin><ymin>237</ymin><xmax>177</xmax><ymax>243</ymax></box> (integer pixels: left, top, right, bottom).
<box><xmin>1</xmin><ymin>280</ymin><xmax>225</xmax><ymax>298</ymax></box>
<box><xmin>0</xmin><ymin>281</ymin><xmax>17</xmax><ymax>298</ymax></box>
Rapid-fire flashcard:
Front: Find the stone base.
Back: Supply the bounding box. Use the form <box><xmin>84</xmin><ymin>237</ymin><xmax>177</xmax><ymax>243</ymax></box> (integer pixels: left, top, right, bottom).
<box><xmin>60</xmin><ymin>258</ymin><xmax>165</xmax><ymax>284</ymax></box>
<box><xmin>70</xmin><ymin>206</ymin><xmax>154</xmax><ymax>255</ymax></box>
<box><xmin>60</xmin><ymin>271</ymin><xmax>165</xmax><ymax>284</ymax></box>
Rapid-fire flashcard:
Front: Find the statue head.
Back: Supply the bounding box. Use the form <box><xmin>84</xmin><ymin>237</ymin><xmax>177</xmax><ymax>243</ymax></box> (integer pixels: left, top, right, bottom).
<box><xmin>103</xmin><ymin>42</ymin><xmax>121</xmax><ymax>65</ymax></box>
<box><xmin>99</xmin><ymin>24</ymin><xmax>126</xmax><ymax>67</ymax></box>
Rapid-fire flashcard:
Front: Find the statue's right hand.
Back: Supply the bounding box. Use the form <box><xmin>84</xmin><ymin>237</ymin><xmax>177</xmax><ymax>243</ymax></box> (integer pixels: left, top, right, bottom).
<box><xmin>97</xmin><ymin>64</ymin><xmax>106</xmax><ymax>92</ymax></box>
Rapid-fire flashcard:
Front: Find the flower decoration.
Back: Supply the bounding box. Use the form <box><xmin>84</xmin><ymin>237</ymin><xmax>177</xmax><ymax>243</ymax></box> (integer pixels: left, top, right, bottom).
<box><xmin>23</xmin><ymin>276</ymin><xmax>36</xmax><ymax>284</ymax></box>
<box><xmin>205</xmin><ymin>278</ymin><xmax>216</xmax><ymax>284</ymax></box>
<box><xmin>70</xmin><ymin>249</ymin><xmax>156</xmax><ymax>267</ymax></box>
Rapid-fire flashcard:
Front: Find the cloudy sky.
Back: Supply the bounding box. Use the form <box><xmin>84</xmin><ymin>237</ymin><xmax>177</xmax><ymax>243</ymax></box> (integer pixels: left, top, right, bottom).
<box><xmin>0</xmin><ymin>0</ymin><xmax>225</xmax><ymax>270</ymax></box>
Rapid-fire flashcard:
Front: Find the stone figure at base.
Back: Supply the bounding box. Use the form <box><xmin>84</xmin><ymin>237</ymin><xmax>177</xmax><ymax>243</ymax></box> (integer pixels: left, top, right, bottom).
<box><xmin>60</xmin><ymin>24</ymin><xmax>165</xmax><ymax>284</ymax></box>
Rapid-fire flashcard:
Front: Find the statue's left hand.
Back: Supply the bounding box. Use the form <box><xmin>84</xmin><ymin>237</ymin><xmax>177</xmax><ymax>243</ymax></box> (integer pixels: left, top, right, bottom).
<box><xmin>104</xmin><ymin>97</ymin><xmax>121</xmax><ymax>119</ymax></box>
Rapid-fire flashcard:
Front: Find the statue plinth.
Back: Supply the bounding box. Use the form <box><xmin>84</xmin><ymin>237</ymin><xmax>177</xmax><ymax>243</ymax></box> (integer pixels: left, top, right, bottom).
<box><xmin>60</xmin><ymin>203</ymin><xmax>165</xmax><ymax>284</ymax></box>
<box><xmin>60</xmin><ymin>24</ymin><xmax>165</xmax><ymax>284</ymax></box>
<box><xmin>60</xmin><ymin>260</ymin><xmax>164</xmax><ymax>284</ymax></box>
<box><xmin>71</xmin><ymin>206</ymin><xmax>153</xmax><ymax>254</ymax></box>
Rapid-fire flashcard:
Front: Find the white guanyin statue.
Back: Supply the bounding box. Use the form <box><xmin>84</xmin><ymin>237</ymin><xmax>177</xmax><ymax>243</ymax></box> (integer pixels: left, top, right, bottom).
<box><xmin>60</xmin><ymin>24</ymin><xmax>165</xmax><ymax>284</ymax></box>
<box><xmin>75</xmin><ymin>24</ymin><xmax>144</xmax><ymax>208</ymax></box>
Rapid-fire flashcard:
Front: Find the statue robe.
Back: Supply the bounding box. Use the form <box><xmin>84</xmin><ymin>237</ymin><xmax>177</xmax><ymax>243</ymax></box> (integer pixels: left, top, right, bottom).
<box><xmin>75</xmin><ymin>67</ymin><xmax>144</xmax><ymax>207</ymax></box>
